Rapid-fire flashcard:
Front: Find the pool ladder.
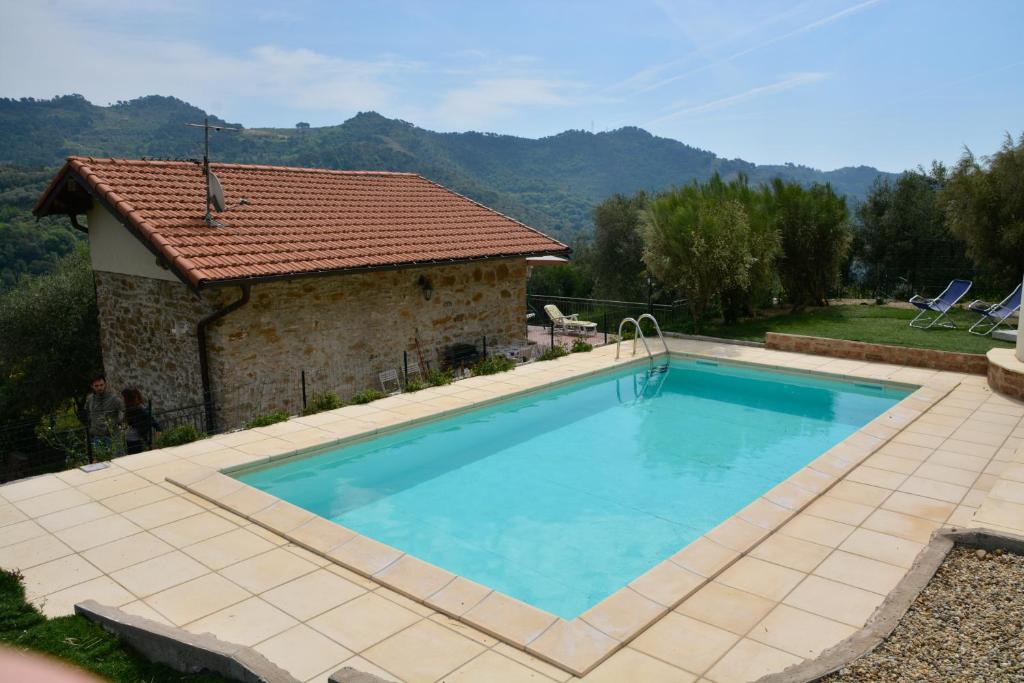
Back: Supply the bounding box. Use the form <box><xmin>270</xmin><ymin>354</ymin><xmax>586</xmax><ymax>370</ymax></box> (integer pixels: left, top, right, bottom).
<box><xmin>616</xmin><ymin>314</ymin><xmax>670</xmax><ymax>371</ymax></box>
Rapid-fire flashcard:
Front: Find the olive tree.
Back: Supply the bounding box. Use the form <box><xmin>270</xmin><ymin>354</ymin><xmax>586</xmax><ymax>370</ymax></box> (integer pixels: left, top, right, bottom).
<box><xmin>641</xmin><ymin>182</ymin><xmax>755</xmax><ymax>331</ymax></box>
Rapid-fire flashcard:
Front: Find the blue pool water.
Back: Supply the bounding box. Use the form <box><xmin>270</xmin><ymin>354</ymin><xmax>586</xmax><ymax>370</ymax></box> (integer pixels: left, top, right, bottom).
<box><xmin>238</xmin><ymin>358</ymin><xmax>909</xmax><ymax>619</ymax></box>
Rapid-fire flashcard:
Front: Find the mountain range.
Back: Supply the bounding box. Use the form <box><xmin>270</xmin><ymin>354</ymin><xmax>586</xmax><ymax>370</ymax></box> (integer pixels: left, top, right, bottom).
<box><xmin>0</xmin><ymin>94</ymin><xmax>894</xmax><ymax>240</ymax></box>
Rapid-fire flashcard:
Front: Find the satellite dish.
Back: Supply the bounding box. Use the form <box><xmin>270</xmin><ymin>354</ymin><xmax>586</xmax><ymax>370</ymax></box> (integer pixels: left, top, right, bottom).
<box><xmin>208</xmin><ymin>171</ymin><xmax>226</xmax><ymax>213</ymax></box>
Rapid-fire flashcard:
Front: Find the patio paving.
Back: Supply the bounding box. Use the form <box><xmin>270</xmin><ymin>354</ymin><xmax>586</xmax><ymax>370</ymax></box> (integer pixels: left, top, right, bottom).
<box><xmin>1</xmin><ymin>337</ymin><xmax>1023</xmax><ymax>682</ymax></box>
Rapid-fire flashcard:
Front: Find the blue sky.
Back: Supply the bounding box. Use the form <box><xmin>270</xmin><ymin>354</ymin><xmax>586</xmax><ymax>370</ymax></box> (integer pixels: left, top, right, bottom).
<box><xmin>1</xmin><ymin>0</ymin><xmax>1021</xmax><ymax>171</ymax></box>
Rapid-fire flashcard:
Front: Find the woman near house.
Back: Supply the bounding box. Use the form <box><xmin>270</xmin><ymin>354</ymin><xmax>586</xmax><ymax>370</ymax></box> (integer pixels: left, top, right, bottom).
<box><xmin>122</xmin><ymin>387</ymin><xmax>161</xmax><ymax>454</ymax></box>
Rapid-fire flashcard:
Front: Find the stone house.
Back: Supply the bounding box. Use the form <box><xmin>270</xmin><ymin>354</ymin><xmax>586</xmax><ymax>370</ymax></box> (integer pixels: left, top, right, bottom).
<box><xmin>35</xmin><ymin>158</ymin><xmax>568</xmax><ymax>430</ymax></box>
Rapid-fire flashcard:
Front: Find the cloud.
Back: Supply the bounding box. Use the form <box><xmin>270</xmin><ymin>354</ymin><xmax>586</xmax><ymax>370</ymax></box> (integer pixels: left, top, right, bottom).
<box><xmin>429</xmin><ymin>78</ymin><xmax>582</xmax><ymax>130</ymax></box>
<box><xmin>648</xmin><ymin>72</ymin><xmax>828</xmax><ymax>125</ymax></box>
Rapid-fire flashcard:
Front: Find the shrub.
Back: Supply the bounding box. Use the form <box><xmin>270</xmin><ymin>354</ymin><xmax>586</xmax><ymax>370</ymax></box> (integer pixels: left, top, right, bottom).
<box><xmin>571</xmin><ymin>339</ymin><xmax>593</xmax><ymax>353</ymax></box>
<box><xmin>302</xmin><ymin>391</ymin><xmax>343</xmax><ymax>415</ymax></box>
<box><xmin>352</xmin><ymin>389</ymin><xmax>385</xmax><ymax>404</ymax></box>
<box><xmin>154</xmin><ymin>425</ymin><xmax>205</xmax><ymax>448</ymax></box>
<box><xmin>404</xmin><ymin>378</ymin><xmax>426</xmax><ymax>393</ymax></box>
<box><xmin>538</xmin><ymin>345</ymin><xmax>569</xmax><ymax>361</ymax></box>
<box><xmin>425</xmin><ymin>368</ymin><xmax>454</xmax><ymax>386</ymax></box>
<box><xmin>471</xmin><ymin>355</ymin><xmax>516</xmax><ymax>375</ymax></box>
<box><xmin>245</xmin><ymin>410</ymin><xmax>290</xmax><ymax>429</ymax></box>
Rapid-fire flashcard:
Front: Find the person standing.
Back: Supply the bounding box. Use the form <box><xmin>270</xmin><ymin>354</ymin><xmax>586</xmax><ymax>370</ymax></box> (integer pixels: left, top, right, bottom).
<box><xmin>122</xmin><ymin>386</ymin><xmax>161</xmax><ymax>454</ymax></box>
<box><xmin>83</xmin><ymin>373</ymin><xmax>124</xmax><ymax>457</ymax></box>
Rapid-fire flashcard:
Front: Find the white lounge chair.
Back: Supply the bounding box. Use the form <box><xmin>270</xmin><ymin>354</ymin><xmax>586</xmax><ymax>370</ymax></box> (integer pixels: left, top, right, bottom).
<box><xmin>379</xmin><ymin>369</ymin><xmax>401</xmax><ymax>395</ymax></box>
<box><xmin>543</xmin><ymin>304</ymin><xmax>597</xmax><ymax>336</ymax></box>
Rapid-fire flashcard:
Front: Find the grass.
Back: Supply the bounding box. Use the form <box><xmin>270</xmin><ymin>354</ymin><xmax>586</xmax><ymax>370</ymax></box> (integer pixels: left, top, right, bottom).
<box><xmin>687</xmin><ymin>304</ymin><xmax>1015</xmax><ymax>355</ymax></box>
<box><xmin>0</xmin><ymin>569</ymin><xmax>229</xmax><ymax>682</ymax></box>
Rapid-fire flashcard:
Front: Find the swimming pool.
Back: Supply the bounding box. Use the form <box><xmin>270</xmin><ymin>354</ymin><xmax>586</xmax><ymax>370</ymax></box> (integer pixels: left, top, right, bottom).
<box><xmin>237</xmin><ymin>357</ymin><xmax>910</xmax><ymax>619</ymax></box>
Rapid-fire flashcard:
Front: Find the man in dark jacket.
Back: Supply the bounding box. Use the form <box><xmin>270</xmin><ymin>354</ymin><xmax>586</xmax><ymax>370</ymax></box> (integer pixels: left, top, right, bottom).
<box><xmin>83</xmin><ymin>373</ymin><xmax>124</xmax><ymax>456</ymax></box>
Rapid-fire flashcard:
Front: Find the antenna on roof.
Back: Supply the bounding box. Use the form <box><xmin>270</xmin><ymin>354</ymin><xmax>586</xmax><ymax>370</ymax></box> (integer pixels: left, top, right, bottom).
<box><xmin>185</xmin><ymin>116</ymin><xmax>240</xmax><ymax>226</ymax></box>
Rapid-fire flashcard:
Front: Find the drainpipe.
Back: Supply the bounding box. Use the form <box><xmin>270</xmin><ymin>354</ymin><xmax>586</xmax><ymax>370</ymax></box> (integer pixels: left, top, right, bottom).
<box><xmin>197</xmin><ymin>284</ymin><xmax>250</xmax><ymax>433</ymax></box>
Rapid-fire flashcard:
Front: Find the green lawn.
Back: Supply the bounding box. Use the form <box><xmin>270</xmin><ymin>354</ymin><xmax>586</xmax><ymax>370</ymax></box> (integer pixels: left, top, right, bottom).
<box><xmin>690</xmin><ymin>304</ymin><xmax>1015</xmax><ymax>355</ymax></box>
<box><xmin>0</xmin><ymin>569</ymin><xmax>230</xmax><ymax>683</ymax></box>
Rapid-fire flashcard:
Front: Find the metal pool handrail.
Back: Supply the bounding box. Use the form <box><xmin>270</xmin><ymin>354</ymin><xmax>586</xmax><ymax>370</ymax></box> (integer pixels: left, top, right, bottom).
<box><xmin>616</xmin><ymin>317</ymin><xmax>653</xmax><ymax>361</ymax></box>
<box><xmin>637</xmin><ymin>313</ymin><xmax>670</xmax><ymax>356</ymax></box>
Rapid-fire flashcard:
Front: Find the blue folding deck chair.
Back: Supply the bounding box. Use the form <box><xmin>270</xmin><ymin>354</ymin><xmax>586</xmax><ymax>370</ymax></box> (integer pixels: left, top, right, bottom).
<box><xmin>908</xmin><ymin>279</ymin><xmax>973</xmax><ymax>329</ymax></box>
<box><xmin>967</xmin><ymin>283</ymin><xmax>1022</xmax><ymax>336</ymax></box>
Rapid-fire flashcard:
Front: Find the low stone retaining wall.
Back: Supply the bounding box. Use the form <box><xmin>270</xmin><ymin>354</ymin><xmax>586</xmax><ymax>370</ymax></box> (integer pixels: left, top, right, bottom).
<box><xmin>987</xmin><ymin>348</ymin><xmax>1024</xmax><ymax>401</ymax></box>
<box><xmin>765</xmin><ymin>333</ymin><xmax>989</xmax><ymax>375</ymax></box>
<box><xmin>75</xmin><ymin>600</ymin><xmax>299</xmax><ymax>683</ymax></box>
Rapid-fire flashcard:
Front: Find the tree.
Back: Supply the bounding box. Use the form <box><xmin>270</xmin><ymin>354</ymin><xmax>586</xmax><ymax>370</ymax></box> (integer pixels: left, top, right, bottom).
<box><xmin>770</xmin><ymin>179</ymin><xmax>851</xmax><ymax>309</ymax></box>
<box><xmin>0</xmin><ymin>247</ymin><xmax>102</xmax><ymax>420</ymax></box>
<box><xmin>941</xmin><ymin>133</ymin><xmax>1024</xmax><ymax>290</ymax></box>
<box><xmin>589</xmin><ymin>192</ymin><xmax>648</xmax><ymax>301</ymax></box>
<box><xmin>295</xmin><ymin>122</ymin><xmax>311</xmax><ymax>129</ymax></box>
<box><xmin>641</xmin><ymin>182</ymin><xmax>755</xmax><ymax>330</ymax></box>
<box><xmin>853</xmin><ymin>167</ymin><xmax>969</xmax><ymax>297</ymax></box>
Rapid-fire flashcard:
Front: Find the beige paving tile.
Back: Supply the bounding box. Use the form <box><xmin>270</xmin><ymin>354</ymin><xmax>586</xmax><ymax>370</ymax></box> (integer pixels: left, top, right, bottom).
<box><xmin>374</xmin><ymin>554</ymin><xmax>454</xmax><ymax>601</ymax></box>
<box><xmin>220</xmin><ymin>547</ymin><xmax>318</xmax><ymax>593</ymax></box>
<box><xmin>81</xmin><ymin>532</ymin><xmax>174</xmax><ymax>573</ymax></box>
<box><xmin>676</xmin><ymin>581</ymin><xmax>775</xmax><ymax>636</ymax></box>
<box><xmin>122</xmin><ymin>496</ymin><xmax>205</xmax><ymax>529</ymax></box>
<box><xmin>736</xmin><ymin>497</ymin><xmax>791</xmax><ymax>530</ymax></box>
<box><xmin>146</xmin><ymin>573</ymin><xmax>252</xmax><ymax>625</ymax></box>
<box><xmin>784</xmin><ymin>575</ymin><xmax>885</xmax><ymax>627</ymax></box>
<box><xmin>762</xmin><ymin>481</ymin><xmax>817</xmax><ymax>510</ymax></box>
<box><xmin>805</xmin><ymin>496</ymin><xmax>875</xmax><ymax>526</ymax></box>
<box><xmin>54</xmin><ymin>514</ymin><xmax>143</xmax><ymax>552</ymax></box>
<box><xmin>974</xmin><ymin>498</ymin><xmax>1024</xmax><ymax>530</ymax></box>
<box><xmin>839</xmin><ymin>528</ymin><xmax>925</xmax><ymax>568</ymax></box>
<box><xmin>748</xmin><ymin>532</ymin><xmax>831</xmax><ymax>573</ymax></box>
<box><xmin>185</xmin><ymin>595</ymin><xmax>296</xmax><ymax>646</ymax></box>
<box><xmin>717</xmin><ymin>557</ymin><xmax>804</xmax><ymax>602</ymax></box>
<box><xmin>463</xmin><ymin>591</ymin><xmax>558</xmax><ymax>648</ymax></box>
<box><xmin>183</xmin><ymin>527</ymin><xmax>277</xmax><ymax>570</ymax></box>
<box><xmin>580</xmin><ymin>587</ymin><xmax>665</xmax><ymax>641</ymax></box>
<box><xmin>119</xmin><ymin>599</ymin><xmax>173</xmax><ymax>626</ymax></box>
<box><xmin>327</xmin><ymin>535</ymin><xmax>404</xmax><ymax>577</ymax></box>
<box><xmin>749</xmin><ymin>604</ymin><xmax>856</xmax><ymax>659</ymax></box>
<box><xmin>898</xmin><ymin>476</ymin><xmax>968</xmax><ymax>504</ymax></box>
<box><xmin>864</xmin><ymin>453</ymin><xmax>919</xmax><ymax>475</ymax></box>
<box><xmin>703</xmin><ymin>517</ymin><xmax>769</xmax><ymax>552</ymax></box>
<box><xmin>287</xmin><ymin>516</ymin><xmax>356</xmax><ymax>554</ymax></box>
<box><xmin>35</xmin><ymin>502</ymin><xmax>114</xmax><ymax>532</ymax></box>
<box><xmin>492</xmin><ymin>642</ymin><xmax>574</xmax><ymax>682</ymax></box>
<box><xmin>14</xmin><ymin>488</ymin><xmax>93</xmax><ymax>518</ymax></box>
<box><xmin>669</xmin><ymin>537</ymin><xmax>739</xmax><ymax>577</ymax></box>
<box><xmin>428</xmin><ymin>612</ymin><xmax>498</xmax><ymax>647</ymax></box>
<box><xmin>0</xmin><ymin>474</ymin><xmax>69</xmax><ymax>502</ymax></box>
<box><xmin>427</xmin><ymin>576</ymin><xmax>491</xmax><ymax>617</ymax></box>
<box><xmin>261</xmin><ymin>568</ymin><xmax>366</xmax><ymax>621</ymax></box>
<box><xmin>812</xmin><ymin>549</ymin><xmax>907</xmax><ymax>595</ymax></box>
<box><xmin>779</xmin><ymin>514</ymin><xmax>855</xmax><ymax>548</ymax></box>
<box><xmin>363</xmin><ymin>617</ymin><xmax>486</xmax><ymax>683</ymax></box>
<box><xmin>915</xmin><ymin>463</ymin><xmax>980</xmax><ymax>487</ymax></box>
<box><xmin>0</xmin><ymin>503</ymin><xmax>28</xmax><ymax>527</ymax></box>
<box><xmin>881</xmin><ymin>491</ymin><xmax>957</xmax><ymax>523</ymax></box>
<box><xmin>21</xmin><ymin>554</ymin><xmax>102</xmax><ymax>599</ymax></box>
<box><xmin>632</xmin><ymin>612</ymin><xmax>738</xmax><ymax>676</ymax></box>
<box><xmin>76</xmin><ymin>472</ymin><xmax>150</xmax><ymax>500</ymax></box>
<box><xmin>0</xmin><ymin>533</ymin><xmax>73</xmax><ymax>570</ymax></box>
<box><xmin>628</xmin><ymin>559</ymin><xmax>704</xmax><ymax>607</ymax></box>
<box><xmin>862</xmin><ymin>508</ymin><xmax>940</xmax><ymax>544</ymax></box>
<box><xmin>529</xmin><ymin>618</ymin><xmax>619</xmax><ymax>676</ymax></box>
<box><xmin>704</xmin><ymin>638</ymin><xmax>802</xmax><ymax>683</ymax></box>
<box><xmin>845</xmin><ymin>466</ymin><xmax>907</xmax><ymax>490</ymax></box>
<box><xmin>308</xmin><ymin>592</ymin><xmax>421</xmax><ymax>652</ymax></box>
<box><xmin>446</xmin><ymin>649</ymin><xmax>562</xmax><ymax>682</ymax></box>
<box><xmin>0</xmin><ymin>519</ymin><xmax>47</xmax><ymax>547</ymax></box>
<box><xmin>150</xmin><ymin>510</ymin><xmax>239</xmax><ymax>547</ymax></box>
<box><xmin>36</xmin><ymin>575</ymin><xmax>135</xmax><ymax>618</ymax></box>
<box><xmin>827</xmin><ymin>480</ymin><xmax>890</xmax><ymax>507</ymax></box>
<box><xmin>253</xmin><ymin>623</ymin><xmax>353</xmax><ymax>681</ymax></box>
<box><xmin>250</xmin><ymin>500</ymin><xmax>316</xmax><ymax>533</ymax></box>
<box><xmin>579</xmin><ymin>647</ymin><xmax>696</xmax><ymax>683</ymax></box>
<box><xmin>110</xmin><ymin>550</ymin><xmax>209</xmax><ymax>596</ymax></box>
<box><xmin>990</xmin><ymin>479</ymin><xmax>1024</xmax><ymax>504</ymax></box>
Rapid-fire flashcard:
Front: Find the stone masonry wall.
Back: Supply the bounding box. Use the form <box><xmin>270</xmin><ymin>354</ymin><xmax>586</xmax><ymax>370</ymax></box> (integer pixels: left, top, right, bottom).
<box><xmin>765</xmin><ymin>332</ymin><xmax>989</xmax><ymax>375</ymax></box>
<box><xmin>206</xmin><ymin>258</ymin><xmax>527</xmax><ymax>427</ymax></box>
<box><xmin>93</xmin><ymin>271</ymin><xmax>217</xmax><ymax>411</ymax></box>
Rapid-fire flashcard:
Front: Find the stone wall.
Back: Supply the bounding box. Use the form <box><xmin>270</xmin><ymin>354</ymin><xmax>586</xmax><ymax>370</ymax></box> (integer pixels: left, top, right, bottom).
<box><xmin>765</xmin><ymin>332</ymin><xmax>989</xmax><ymax>375</ymax></box>
<box><xmin>986</xmin><ymin>348</ymin><xmax>1024</xmax><ymax>400</ymax></box>
<box><xmin>206</xmin><ymin>258</ymin><xmax>527</xmax><ymax>426</ymax></box>
<box><xmin>93</xmin><ymin>271</ymin><xmax>216</xmax><ymax>411</ymax></box>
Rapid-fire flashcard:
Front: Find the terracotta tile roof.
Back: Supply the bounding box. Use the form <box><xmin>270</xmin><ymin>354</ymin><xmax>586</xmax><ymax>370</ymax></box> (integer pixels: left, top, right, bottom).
<box><xmin>35</xmin><ymin>157</ymin><xmax>569</xmax><ymax>288</ymax></box>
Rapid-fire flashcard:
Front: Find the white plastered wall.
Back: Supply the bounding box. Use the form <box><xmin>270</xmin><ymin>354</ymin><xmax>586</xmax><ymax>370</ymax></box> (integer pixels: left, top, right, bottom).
<box><xmin>86</xmin><ymin>205</ymin><xmax>180</xmax><ymax>283</ymax></box>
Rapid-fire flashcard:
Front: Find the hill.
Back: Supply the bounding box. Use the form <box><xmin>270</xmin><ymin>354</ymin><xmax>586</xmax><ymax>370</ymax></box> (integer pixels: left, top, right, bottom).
<box><xmin>0</xmin><ymin>94</ymin><xmax>894</xmax><ymax>287</ymax></box>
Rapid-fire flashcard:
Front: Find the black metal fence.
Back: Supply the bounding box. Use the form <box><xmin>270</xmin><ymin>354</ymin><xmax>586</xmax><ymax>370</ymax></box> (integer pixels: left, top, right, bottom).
<box><xmin>527</xmin><ymin>294</ymin><xmax>691</xmax><ymax>337</ymax></box>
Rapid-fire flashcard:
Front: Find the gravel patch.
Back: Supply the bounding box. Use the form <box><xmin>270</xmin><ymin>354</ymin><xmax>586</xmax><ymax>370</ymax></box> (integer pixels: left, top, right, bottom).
<box><xmin>822</xmin><ymin>545</ymin><xmax>1024</xmax><ymax>682</ymax></box>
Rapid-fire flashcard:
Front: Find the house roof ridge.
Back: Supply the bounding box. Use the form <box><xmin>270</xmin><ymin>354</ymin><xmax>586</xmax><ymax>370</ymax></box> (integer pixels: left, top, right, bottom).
<box><xmin>64</xmin><ymin>156</ymin><xmax>421</xmax><ymax>177</ymax></box>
